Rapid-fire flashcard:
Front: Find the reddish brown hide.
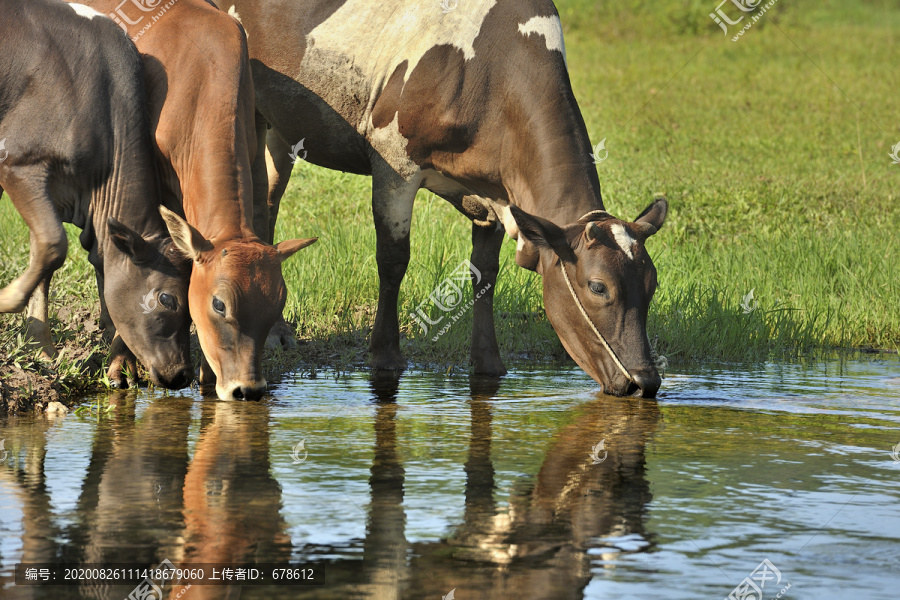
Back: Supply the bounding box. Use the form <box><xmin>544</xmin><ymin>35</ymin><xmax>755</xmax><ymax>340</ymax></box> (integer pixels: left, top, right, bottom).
<box><xmin>70</xmin><ymin>0</ymin><xmax>317</xmax><ymax>399</ymax></box>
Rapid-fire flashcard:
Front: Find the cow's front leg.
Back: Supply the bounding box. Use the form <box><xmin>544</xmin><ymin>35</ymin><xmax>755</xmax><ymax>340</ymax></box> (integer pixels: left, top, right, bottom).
<box><xmin>199</xmin><ymin>352</ymin><xmax>216</xmax><ymax>389</ymax></box>
<box><xmin>369</xmin><ymin>170</ymin><xmax>417</xmax><ymax>372</ymax></box>
<box><xmin>106</xmin><ymin>334</ymin><xmax>139</xmax><ymax>389</ymax></box>
<box><xmin>24</xmin><ymin>273</ymin><xmax>55</xmax><ymax>360</ymax></box>
<box><xmin>251</xmin><ymin>111</ymin><xmax>273</xmax><ymax>243</ymax></box>
<box><xmin>470</xmin><ymin>222</ymin><xmax>507</xmax><ymax>376</ymax></box>
<box><xmin>91</xmin><ymin>268</ymin><xmax>137</xmax><ymax>390</ymax></box>
<box><xmin>94</xmin><ymin>269</ymin><xmax>137</xmax><ymax>388</ymax></box>
<box><xmin>263</xmin><ymin>128</ymin><xmax>295</xmax><ymax>245</ymax></box>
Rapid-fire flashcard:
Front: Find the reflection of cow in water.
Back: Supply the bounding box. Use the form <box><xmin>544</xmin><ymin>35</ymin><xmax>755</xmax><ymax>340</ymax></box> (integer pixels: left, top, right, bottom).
<box><xmin>177</xmin><ymin>401</ymin><xmax>291</xmax><ymax>599</ymax></box>
<box><xmin>317</xmin><ymin>376</ymin><xmax>660</xmax><ymax>599</ymax></box>
<box><xmin>1</xmin><ymin>378</ymin><xmax>659</xmax><ymax>600</ymax></box>
<box><xmin>0</xmin><ymin>396</ymin><xmax>290</xmax><ymax>600</ymax></box>
<box><xmin>421</xmin><ymin>385</ymin><xmax>659</xmax><ymax>599</ymax></box>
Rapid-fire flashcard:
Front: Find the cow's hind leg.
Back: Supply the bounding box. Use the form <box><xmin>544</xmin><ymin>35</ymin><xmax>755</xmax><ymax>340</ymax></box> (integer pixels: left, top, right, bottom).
<box><xmin>369</xmin><ymin>168</ymin><xmax>418</xmax><ymax>371</ymax></box>
<box><xmin>262</xmin><ymin>126</ymin><xmax>299</xmax><ymax>350</ymax></box>
<box><xmin>0</xmin><ymin>176</ymin><xmax>67</xmax><ymax>314</ymax></box>
<box><xmin>24</xmin><ymin>273</ymin><xmax>55</xmax><ymax>359</ymax></box>
<box><xmin>470</xmin><ymin>222</ymin><xmax>507</xmax><ymax>376</ymax></box>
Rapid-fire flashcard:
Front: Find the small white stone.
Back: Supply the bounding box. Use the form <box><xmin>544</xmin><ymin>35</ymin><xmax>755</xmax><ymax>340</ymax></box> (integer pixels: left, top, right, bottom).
<box><xmin>45</xmin><ymin>401</ymin><xmax>69</xmax><ymax>414</ymax></box>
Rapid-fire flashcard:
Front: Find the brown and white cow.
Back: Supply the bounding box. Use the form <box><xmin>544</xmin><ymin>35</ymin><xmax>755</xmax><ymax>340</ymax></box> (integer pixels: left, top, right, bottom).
<box><xmin>72</xmin><ymin>0</ymin><xmax>317</xmax><ymax>400</ymax></box>
<box><xmin>0</xmin><ymin>0</ymin><xmax>193</xmax><ymax>389</ymax></box>
<box><xmin>216</xmin><ymin>0</ymin><xmax>667</xmax><ymax>396</ymax></box>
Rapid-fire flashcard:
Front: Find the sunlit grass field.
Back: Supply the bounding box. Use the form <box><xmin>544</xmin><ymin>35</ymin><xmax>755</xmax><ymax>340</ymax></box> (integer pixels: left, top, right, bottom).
<box><xmin>2</xmin><ymin>0</ymin><xmax>898</xmax><ymax>384</ymax></box>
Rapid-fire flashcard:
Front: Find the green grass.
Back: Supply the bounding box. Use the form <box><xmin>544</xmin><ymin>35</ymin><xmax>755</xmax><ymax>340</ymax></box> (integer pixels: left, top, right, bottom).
<box><xmin>2</xmin><ymin>0</ymin><xmax>898</xmax><ymax>391</ymax></box>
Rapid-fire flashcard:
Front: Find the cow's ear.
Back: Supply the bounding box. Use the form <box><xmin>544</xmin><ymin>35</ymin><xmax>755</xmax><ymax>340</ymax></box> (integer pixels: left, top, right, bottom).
<box><xmin>159</xmin><ymin>206</ymin><xmax>213</xmax><ymax>261</ymax></box>
<box><xmin>510</xmin><ymin>205</ymin><xmax>575</xmax><ymax>266</ymax></box>
<box><xmin>275</xmin><ymin>238</ymin><xmax>317</xmax><ymax>263</ymax></box>
<box><xmin>633</xmin><ymin>196</ymin><xmax>668</xmax><ymax>237</ymax></box>
<box><xmin>107</xmin><ymin>218</ymin><xmax>155</xmax><ymax>264</ymax></box>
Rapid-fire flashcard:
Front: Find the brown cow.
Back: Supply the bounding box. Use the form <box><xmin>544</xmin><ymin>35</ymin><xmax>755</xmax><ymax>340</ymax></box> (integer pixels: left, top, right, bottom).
<box><xmin>72</xmin><ymin>0</ymin><xmax>317</xmax><ymax>400</ymax></box>
<box><xmin>217</xmin><ymin>0</ymin><xmax>667</xmax><ymax>397</ymax></box>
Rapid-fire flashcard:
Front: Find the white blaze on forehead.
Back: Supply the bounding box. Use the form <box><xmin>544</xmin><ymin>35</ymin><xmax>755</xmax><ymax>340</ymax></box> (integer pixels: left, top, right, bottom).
<box><xmin>609</xmin><ymin>223</ymin><xmax>636</xmax><ymax>260</ymax></box>
<box><xmin>308</xmin><ymin>0</ymin><xmax>497</xmax><ymax>86</ymax></box>
<box><xmin>518</xmin><ymin>15</ymin><xmax>567</xmax><ymax>67</ymax></box>
<box><xmin>70</xmin><ymin>3</ymin><xmax>103</xmax><ymax>19</ymax></box>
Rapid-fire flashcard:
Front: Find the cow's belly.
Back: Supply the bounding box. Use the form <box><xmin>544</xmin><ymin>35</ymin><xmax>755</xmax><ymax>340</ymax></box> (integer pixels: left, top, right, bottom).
<box><xmin>252</xmin><ymin>50</ymin><xmax>374</xmax><ymax>176</ymax></box>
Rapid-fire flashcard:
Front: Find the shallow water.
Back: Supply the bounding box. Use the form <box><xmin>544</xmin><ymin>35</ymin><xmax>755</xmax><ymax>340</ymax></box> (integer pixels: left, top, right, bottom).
<box><xmin>1</xmin><ymin>356</ymin><xmax>899</xmax><ymax>599</ymax></box>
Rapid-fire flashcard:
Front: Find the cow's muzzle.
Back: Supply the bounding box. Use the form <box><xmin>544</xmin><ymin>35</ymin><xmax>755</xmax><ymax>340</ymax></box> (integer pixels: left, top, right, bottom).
<box><xmin>150</xmin><ymin>365</ymin><xmax>194</xmax><ymax>390</ymax></box>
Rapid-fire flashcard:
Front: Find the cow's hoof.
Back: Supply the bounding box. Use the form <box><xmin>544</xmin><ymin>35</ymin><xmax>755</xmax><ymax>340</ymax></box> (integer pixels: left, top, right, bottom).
<box><xmin>472</xmin><ymin>356</ymin><xmax>508</xmax><ymax>377</ymax></box>
<box><xmin>24</xmin><ymin>320</ymin><xmax>56</xmax><ymax>361</ymax></box>
<box><xmin>369</xmin><ymin>352</ymin><xmax>407</xmax><ymax>373</ymax></box>
<box><xmin>107</xmin><ymin>372</ymin><xmax>129</xmax><ymax>390</ymax></box>
<box><xmin>265</xmin><ymin>320</ymin><xmax>297</xmax><ymax>351</ymax></box>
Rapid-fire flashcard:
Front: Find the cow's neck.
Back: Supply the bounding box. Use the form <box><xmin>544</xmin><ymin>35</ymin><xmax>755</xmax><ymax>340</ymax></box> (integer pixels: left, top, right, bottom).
<box><xmin>500</xmin><ymin>88</ymin><xmax>604</xmax><ymax>227</ymax></box>
<box><xmin>87</xmin><ymin>123</ymin><xmax>164</xmax><ymax>269</ymax></box>
<box><xmin>167</xmin><ymin>121</ymin><xmax>257</xmax><ymax>244</ymax></box>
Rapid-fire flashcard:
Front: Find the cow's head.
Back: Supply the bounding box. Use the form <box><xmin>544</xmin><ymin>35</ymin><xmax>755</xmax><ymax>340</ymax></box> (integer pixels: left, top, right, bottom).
<box><xmin>160</xmin><ymin>207</ymin><xmax>316</xmax><ymax>400</ymax></box>
<box><xmin>511</xmin><ymin>198</ymin><xmax>668</xmax><ymax>397</ymax></box>
<box><xmin>104</xmin><ymin>218</ymin><xmax>193</xmax><ymax>389</ymax></box>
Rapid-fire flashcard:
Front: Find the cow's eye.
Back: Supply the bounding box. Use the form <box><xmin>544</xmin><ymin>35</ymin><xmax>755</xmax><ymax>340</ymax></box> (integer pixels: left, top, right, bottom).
<box><xmin>212</xmin><ymin>297</ymin><xmax>225</xmax><ymax>315</ymax></box>
<box><xmin>589</xmin><ymin>281</ymin><xmax>608</xmax><ymax>297</ymax></box>
<box><xmin>158</xmin><ymin>293</ymin><xmax>177</xmax><ymax>311</ymax></box>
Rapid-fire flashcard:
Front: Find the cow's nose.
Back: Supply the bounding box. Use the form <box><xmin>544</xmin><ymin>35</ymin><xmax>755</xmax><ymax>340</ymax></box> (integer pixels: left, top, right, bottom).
<box><xmin>151</xmin><ymin>365</ymin><xmax>194</xmax><ymax>390</ymax></box>
<box><xmin>631</xmin><ymin>369</ymin><xmax>661</xmax><ymax>398</ymax></box>
<box><xmin>167</xmin><ymin>366</ymin><xmax>194</xmax><ymax>390</ymax></box>
<box><xmin>231</xmin><ymin>382</ymin><xmax>266</xmax><ymax>401</ymax></box>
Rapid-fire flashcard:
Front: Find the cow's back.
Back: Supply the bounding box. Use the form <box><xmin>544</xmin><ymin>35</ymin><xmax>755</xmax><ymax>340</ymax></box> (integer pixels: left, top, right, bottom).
<box><xmin>118</xmin><ymin>0</ymin><xmax>258</xmax><ymax>229</ymax></box>
<box><xmin>0</xmin><ymin>0</ymin><xmax>150</xmax><ymax>225</ymax></box>
<box><xmin>221</xmin><ymin>0</ymin><xmax>571</xmax><ymax>180</ymax></box>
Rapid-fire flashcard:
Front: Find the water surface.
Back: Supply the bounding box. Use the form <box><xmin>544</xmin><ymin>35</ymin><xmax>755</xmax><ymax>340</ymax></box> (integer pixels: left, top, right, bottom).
<box><xmin>1</xmin><ymin>356</ymin><xmax>899</xmax><ymax>599</ymax></box>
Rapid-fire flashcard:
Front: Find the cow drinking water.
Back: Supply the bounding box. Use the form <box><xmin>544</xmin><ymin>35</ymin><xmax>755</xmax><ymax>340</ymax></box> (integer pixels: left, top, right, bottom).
<box><xmin>0</xmin><ymin>0</ymin><xmax>193</xmax><ymax>389</ymax></box>
<box><xmin>72</xmin><ymin>0</ymin><xmax>318</xmax><ymax>400</ymax></box>
<box><xmin>217</xmin><ymin>0</ymin><xmax>667</xmax><ymax>396</ymax></box>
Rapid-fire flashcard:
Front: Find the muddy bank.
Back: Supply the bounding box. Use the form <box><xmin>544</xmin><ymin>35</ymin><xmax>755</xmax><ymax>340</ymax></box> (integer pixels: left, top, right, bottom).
<box><xmin>1</xmin><ymin>303</ymin><xmax>106</xmax><ymax>413</ymax></box>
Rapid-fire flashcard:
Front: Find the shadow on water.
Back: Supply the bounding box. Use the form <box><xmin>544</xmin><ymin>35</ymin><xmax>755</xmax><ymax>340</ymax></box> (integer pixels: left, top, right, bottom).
<box><xmin>1</xmin><ymin>356</ymin><xmax>899</xmax><ymax>599</ymax></box>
